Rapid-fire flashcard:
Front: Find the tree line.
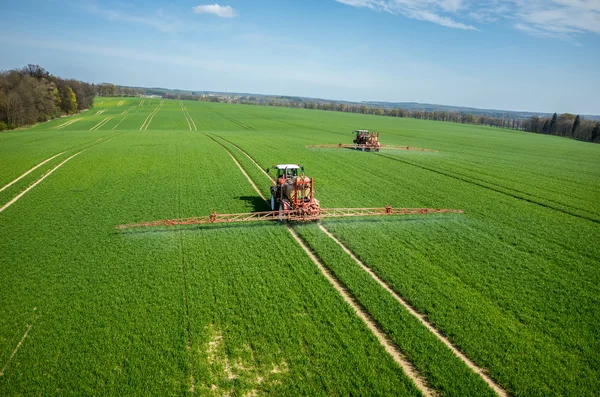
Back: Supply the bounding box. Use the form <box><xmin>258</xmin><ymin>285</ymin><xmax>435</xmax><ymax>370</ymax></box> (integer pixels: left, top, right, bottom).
<box><xmin>163</xmin><ymin>92</ymin><xmax>599</xmax><ymax>143</ymax></box>
<box><xmin>233</xmin><ymin>97</ymin><xmax>599</xmax><ymax>143</ymax></box>
<box><xmin>96</xmin><ymin>83</ymin><xmax>146</xmax><ymax>98</ymax></box>
<box><xmin>0</xmin><ymin>65</ymin><xmax>97</xmax><ymax>131</ymax></box>
<box><xmin>523</xmin><ymin>113</ymin><xmax>599</xmax><ymax>142</ymax></box>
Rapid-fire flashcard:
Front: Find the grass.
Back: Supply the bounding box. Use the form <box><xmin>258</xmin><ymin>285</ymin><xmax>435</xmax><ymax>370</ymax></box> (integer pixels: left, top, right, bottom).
<box><xmin>1</xmin><ymin>96</ymin><xmax>599</xmax><ymax>396</ymax></box>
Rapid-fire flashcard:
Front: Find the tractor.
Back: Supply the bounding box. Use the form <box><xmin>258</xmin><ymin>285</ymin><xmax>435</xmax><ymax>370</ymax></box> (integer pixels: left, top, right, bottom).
<box><xmin>353</xmin><ymin>130</ymin><xmax>381</xmax><ymax>151</ymax></box>
<box><xmin>269</xmin><ymin>164</ymin><xmax>320</xmax><ymax>219</ymax></box>
<box><xmin>117</xmin><ymin>163</ymin><xmax>462</xmax><ymax>230</ymax></box>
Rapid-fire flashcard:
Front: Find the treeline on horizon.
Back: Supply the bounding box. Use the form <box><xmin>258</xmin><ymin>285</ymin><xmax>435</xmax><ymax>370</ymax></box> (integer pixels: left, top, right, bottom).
<box><xmin>163</xmin><ymin>92</ymin><xmax>600</xmax><ymax>143</ymax></box>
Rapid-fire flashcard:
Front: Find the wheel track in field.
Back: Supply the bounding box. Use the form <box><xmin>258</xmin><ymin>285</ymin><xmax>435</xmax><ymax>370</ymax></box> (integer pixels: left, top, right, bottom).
<box><xmin>53</xmin><ymin>118</ymin><xmax>83</xmax><ymax>130</ymax></box>
<box><xmin>0</xmin><ymin>152</ymin><xmax>66</xmax><ymax>193</ymax></box>
<box><xmin>139</xmin><ymin>101</ymin><xmax>163</xmax><ymax>131</ymax></box>
<box><xmin>112</xmin><ymin>106</ymin><xmax>136</xmax><ymax>130</ymax></box>
<box><xmin>209</xmin><ymin>133</ymin><xmax>509</xmax><ymax>397</ymax></box>
<box><xmin>200</xmin><ymin>105</ymin><xmax>253</xmax><ymax>130</ymax></box>
<box><xmin>205</xmin><ymin>133</ymin><xmax>437</xmax><ymax>397</ymax></box>
<box><xmin>378</xmin><ymin>153</ymin><xmax>600</xmax><ymax>225</ymax></box>
<box><xmin>90</xmin><ymin>116</ymin><xmax>114</xmax><ymax>131</ymax></box>
<box><xmin>2</xmin><ymin>130</ymin><xmax>124</xmax><ymax>193</ymax></box>
<box><xmin>0</xmin><ymin>131</ymin><xmax>130</xmax><ymax>214</ymax></box>
<box><xmin>0</xmin><ymin>152</ymin><xmax>83</xmax><ymax>213</ymax></box>
<box><xmin>317</xmin><ymin>224</ymin><xmax>509</xmax><ymax>397</ymax></box>
<box><xmin>179</xmin><ymin>101</ymin><xmax>197</xmax><ymax>131</ymax></box>
<box><xmin>234</xmin><ymin>108</ymin><xmax>338</xmax><ymax>135</ymax></box>
<box><xmin>0</xmin><ymin>308</ymin><xmax>37</xmax><ymax>377</ymax></box>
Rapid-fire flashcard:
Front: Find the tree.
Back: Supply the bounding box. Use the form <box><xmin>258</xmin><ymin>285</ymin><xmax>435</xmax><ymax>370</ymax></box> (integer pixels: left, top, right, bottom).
<box><xmin>59</xmin><ymin>85</ymin><xmax>77</xmax><ymax>114</ymax></box>
<box><xmin>592</xmin><ymin>123</ymin><xmax>600</xmax><ymax>142</ymax></box>
<box><xmin>550</xmin><ymin>113</ymin><xmax>558</xmax><ymax>135</ymax></box>
<box><xmin>572</xmin><ymin>115</ymin><xmax>581</xmax><ymax>137</ymax></box>
<box><xmin>21</xmin><ymin>64</ymin><xmax>49</xmax><ymax>80</ymax></box>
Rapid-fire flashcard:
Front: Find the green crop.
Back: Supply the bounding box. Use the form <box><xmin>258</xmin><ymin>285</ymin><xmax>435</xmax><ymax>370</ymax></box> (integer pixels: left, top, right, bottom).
<box><xmin>1</xmin><ymin>96</ymin><xmax>599</xmax><ymax>396</ymax></box>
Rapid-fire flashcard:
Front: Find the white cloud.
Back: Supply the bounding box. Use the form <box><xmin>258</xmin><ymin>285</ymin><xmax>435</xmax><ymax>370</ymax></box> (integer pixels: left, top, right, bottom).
<box><xmin>193</xmin><ymin>4</ymin><xmax>237</xmax><ymax>18</ymax></box>
<box><xmin>335</xmin><ymin>0</ymin><xmax>477</xmax><ymax>30</ymax></box>
<box><xmin>514</xmin><ymin>0</ymin><xmax>600</xmax><ymax>36</ymax></box>
<box><xmin>335</xmin><ymin>0</ymin><xmax>600</xmax><ymax>40</ymax></box>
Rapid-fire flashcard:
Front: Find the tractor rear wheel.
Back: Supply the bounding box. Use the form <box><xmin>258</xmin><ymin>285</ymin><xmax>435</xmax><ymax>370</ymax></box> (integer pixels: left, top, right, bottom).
<box><xmin>278</xmin><ymin>202</ymin><xmax>284</xmax><ymax>221</ymax></box>
<box><xmin>271</xmin><ymin>194</ymin><xmax>276</xmax><ymax>211</ymax></box>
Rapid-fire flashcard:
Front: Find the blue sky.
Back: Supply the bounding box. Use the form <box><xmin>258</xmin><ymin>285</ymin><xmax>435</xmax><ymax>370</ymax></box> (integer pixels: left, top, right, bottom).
<box><xmin>1</xmin><ymin>0</ymin><xmax>599</xmax><ymax>114</ymax></box>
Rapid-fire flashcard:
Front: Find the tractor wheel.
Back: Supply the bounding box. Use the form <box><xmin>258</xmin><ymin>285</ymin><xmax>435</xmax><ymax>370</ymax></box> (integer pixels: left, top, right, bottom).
<box><xmin>270</xmin><ymin>194</ymin><xmax>276</xmax><ymax>211</ymax></box>
<box><xmin>278</xmin><ymin>202</ymin><xmax>284</xmax><ymax>221</ymax></box>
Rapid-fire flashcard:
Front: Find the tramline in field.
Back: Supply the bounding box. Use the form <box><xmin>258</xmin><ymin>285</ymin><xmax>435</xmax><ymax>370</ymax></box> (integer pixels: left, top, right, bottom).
<box><xmin>117</xmin><ymin>163</ymin><xmax>462</xmax><ymax>229</ymax></box>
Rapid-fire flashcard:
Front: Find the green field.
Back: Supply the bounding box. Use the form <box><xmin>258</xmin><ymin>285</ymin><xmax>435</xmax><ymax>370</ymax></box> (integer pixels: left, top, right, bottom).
<box><xmin>1</xmin><ymin>97</ymin><xmax>599</xmax><ymax>396</ymax></box>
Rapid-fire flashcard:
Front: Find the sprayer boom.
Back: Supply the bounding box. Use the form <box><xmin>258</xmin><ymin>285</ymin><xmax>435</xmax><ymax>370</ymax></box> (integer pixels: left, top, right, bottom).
<box><xmin>116</xmin><ymin>206</ymin><xmax>463</xmax><ymax>230</ymax></box>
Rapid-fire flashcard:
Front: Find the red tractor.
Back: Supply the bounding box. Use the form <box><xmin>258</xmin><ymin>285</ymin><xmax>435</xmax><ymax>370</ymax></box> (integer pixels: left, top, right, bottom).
<box><xmin>269</xmin><ymin>164</ymin><xmax>320</xmax><ymax>219</ymax></box>
<box><xmin>353</xmin><ymin>130</ymin><xmax>381</xmax><ymax>151</ymax></box>
<box><xmin>117</xmin><ymin>159</ymin><xmax>463</xmax><ymax>230</ymax></box>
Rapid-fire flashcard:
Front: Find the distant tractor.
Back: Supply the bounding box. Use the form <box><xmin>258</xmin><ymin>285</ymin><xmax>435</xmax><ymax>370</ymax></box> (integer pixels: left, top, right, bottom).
<box><xmin>269</xmin><ymin>164</ymin><xmax>320</xmax><ymax>218</ymax></box>
<box><xmin>353</xmin><ymin>130</ymin><xmax>381</xmax><ymax>151</ymax></box>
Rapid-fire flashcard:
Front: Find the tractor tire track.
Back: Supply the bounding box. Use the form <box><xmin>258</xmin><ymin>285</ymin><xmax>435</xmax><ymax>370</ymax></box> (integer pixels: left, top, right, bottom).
<box><xmin>0</xmin><ymin>131</ymin><xmax>129</xmax><ymax>213</ymax></box>
<box><xmin>202</xmin><ymin>106</ymin><xmax>253</xmax><ymax>130</ymax></box>
<box><xmin>179</xmin><ymin>101</ymin><xmax>197</xmax><ymax>131</ymax></box>
<box><xmin>216</xmin><ymin>112</ymin><xmax>252</xmax><ymax>130</ymax></box>
<box><xmin>211</xmin><ymin>134</ymin><xmax>509</xmax><ymax>397</ymax></box>
<box><xmin>139</xmin><ymin>102</ymin><xmax>163</xmax><ymax>131</ymax></box>
<box><xmin>234</xmin><ymin>108</ymin><xmax>336</xmax><ymax>135</ymax></box>
<box><xmin>378</xmin><ymin>153</ymin><xmax>600</xmax><ymax>225</ymax></box>
<box><xmin>53</xmin><ymin>118</ymin><xmax>83</xmax><ymax>130</ymax></box>
<box><xmin>318</xmin><ymin>224</ymin><xmax>509</xmax><ymax>397</ymax></box>
<box><xmin>0</xmin><ymin>152</ymin><xmax>83</xmax><ymax>213</ymax></box>
<box><xmin>113</xmin><ymin>106</ymin><xmax>136</xmax><ymax>130</ymax></box>
<box><xmin>213</xmin><ymin>136</ymin><xmax>272</xmax><ymax>181</ymax></box>
<box><xmin>0</xmin><ymin>152</ymin><xmax>65</xmax><ymax>193</ymax></box>
<box><xmin>90</xmin><ymin>116</ymin><xmax>114</xmax><ymax>131</ymax></box>
<box><xmin>288</xmin><ymin>228</ymin><xmax>436</xmax><ymax>397</ymax></box>
<box><xmin>112</xmin><ymin>116</ymin><xmax>128</xmax><ymax>130</ymax></box>
<box><xmin>207</xmin><ymin>134</ymin><xmax>436</xmax><ymax>397</ymax></box>
<box><xmin>0</xmin><ymin>324</ymin><xmax>33</xmax><ymax>376</ymax></box>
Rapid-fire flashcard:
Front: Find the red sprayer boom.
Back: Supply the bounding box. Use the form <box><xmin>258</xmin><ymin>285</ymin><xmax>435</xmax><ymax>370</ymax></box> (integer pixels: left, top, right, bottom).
<box><xmin>116</xmin><ymin>206</ymin><xmax>463</xmax><ymax>229</ymax></box>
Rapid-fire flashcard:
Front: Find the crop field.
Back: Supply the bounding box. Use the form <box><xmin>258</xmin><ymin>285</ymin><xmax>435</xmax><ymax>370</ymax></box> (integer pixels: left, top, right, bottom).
<box><xmin>1</xmin><ymin>96</ymin><xmax>599</xmax><ymax>396</ymax></box>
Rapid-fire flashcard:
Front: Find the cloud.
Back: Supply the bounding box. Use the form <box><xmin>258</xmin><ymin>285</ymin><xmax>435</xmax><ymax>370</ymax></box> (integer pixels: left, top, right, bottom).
<box><xmin>335</xmin><ymin>0</ymin><xmax>477</xmax><ymax>30</ymax></box>
<box><xmin>335</xmin><ymin>0</ymin><xmax>600</xmax><ymax>40</ymax></box>
<box><xmin>82</xmin><ymin>2</ymin><xmax>181</xmax><ymax>34</ymax></box>
<box><xmin>193</xmin><ymin>4</ymin><xmax>237</xmax><ymax>18</ymax></box>
<box><xmin>514</xmin><ymin>0</ymin><xmax>600</xmax><ymax>36</ymax></box>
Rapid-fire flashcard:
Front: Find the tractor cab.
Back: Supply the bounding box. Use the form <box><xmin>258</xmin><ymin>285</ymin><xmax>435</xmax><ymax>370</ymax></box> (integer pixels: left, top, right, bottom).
<box><xmin>275</xmin><ymin>164</ymin><xmax>301</xmax><ymax>182</ymax></box>
<box><xmin>353</xmin><ymin>130</ymin><xmax>368</xmax><ymax>144</ymax></box>
<box><xmin>352</xmin><ymin>129</ymin><xmax>380</xmax><ymax>151</ymax></box>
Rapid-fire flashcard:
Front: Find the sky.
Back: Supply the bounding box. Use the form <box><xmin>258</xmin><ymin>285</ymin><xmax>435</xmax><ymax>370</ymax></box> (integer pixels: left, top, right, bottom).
<box><xmin>1</xmin><ymin>0</ymin><xmax>599</xmax><ymax>114</ymax></box>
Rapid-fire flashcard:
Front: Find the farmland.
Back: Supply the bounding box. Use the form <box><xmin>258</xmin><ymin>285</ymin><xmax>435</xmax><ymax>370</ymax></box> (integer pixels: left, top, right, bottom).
<box><xmin>1</xmin><ymin>97</ymin><xmax>599</xmax><ymax>396</ymax></box>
